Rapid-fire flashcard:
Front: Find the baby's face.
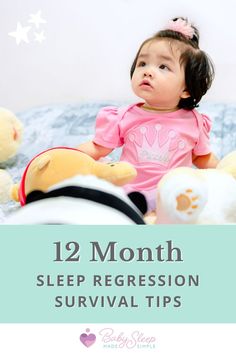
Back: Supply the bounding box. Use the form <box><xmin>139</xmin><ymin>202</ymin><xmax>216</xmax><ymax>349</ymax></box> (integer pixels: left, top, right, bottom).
<box><xmin>131</xmin><ymin>39</ymin><xmax>190</xmax><ymax>111</ymax></box>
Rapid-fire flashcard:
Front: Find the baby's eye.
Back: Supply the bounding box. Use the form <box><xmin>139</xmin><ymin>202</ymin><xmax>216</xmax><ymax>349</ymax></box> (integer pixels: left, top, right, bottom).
<box><xmin>159</xmin><ymin>64</ymin><xmax>169</xmax><ymax>71</ymax></box>
<box><xmin>137</xmin><ymin>61</ymin><xmax>146</xmax><ymax>67</ymax></box>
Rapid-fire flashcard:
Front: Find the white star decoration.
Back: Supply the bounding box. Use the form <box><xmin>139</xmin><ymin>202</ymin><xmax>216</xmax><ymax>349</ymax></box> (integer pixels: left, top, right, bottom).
<box><xmin>28</xmin><ymin>10</ymin><xmax>46</xmax><ymax>29</ymax></box>
<box><xmin>8</xmin><ymin>22</ymin><xmax>31</xmax><ymax>45</ymax></box>
<box><xmin>34</xmin><ymin>31</ymin><xmax>46</xmax><ymax>43</ymax></box>
<box><xmin>9</xmin><ymin>10</ymin><xmax>47</xmax><ymax>46</ymax></box>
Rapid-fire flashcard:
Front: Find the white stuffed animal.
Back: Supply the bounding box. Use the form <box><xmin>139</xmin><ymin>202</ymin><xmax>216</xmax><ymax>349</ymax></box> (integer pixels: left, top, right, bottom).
<box><xmin>5</xmin><ymin>175</ymin><xmax>145</xmax><ymax>225</ymax></box>
<box><xmin>155</xmin><ymin>151</ymin><xmax>236</xmax><ymax>224</ymax></box>
<box><xmin>0</xmin><ymin>108</ymin><xmax>23</xmax><ymax>202</ymax></box>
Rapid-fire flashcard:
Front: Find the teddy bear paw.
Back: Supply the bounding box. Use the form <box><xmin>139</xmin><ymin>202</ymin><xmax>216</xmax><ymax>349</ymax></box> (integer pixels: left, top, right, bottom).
<box><xmin>175</xmin><ymin>189</ymin><xmax>201</xmax><ymax>217</ymax></box>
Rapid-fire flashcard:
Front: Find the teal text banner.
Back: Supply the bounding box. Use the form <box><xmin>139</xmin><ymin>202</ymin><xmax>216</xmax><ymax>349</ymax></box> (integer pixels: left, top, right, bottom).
<box><xmin>0</xmin><ymin>226</ymin><xmax>235</xmax><ymax>323</ymax></box>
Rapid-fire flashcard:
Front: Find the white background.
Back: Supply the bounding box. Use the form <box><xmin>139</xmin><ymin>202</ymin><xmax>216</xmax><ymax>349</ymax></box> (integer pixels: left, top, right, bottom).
<box><xmin>1</xmin><ymin>0</ymin><xmax>236</xmax><ymax>112</ymax></box>
<box><xmin>0</xmin><ymin>324</ymin><xmax>235</xmax><ymax>353</ymax></box>
<box><xmin>1</xmin><ymin>3</ymin><xmax>235</xmax><ymax>349</ymax></box>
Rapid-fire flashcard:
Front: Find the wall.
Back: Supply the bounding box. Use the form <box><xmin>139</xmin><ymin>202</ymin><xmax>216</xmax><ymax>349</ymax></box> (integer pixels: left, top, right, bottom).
<box><xmin>0</xmin><ymin>0</ymin><xmax>236</xmax><ymax>112</ymax></box>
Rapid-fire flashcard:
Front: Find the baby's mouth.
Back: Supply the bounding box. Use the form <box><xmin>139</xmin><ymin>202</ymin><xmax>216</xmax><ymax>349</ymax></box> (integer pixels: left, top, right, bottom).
<box><xmin>140</xmin><ymin>80</ymin><xmax>153</xmax><ymax>88</ymax></box>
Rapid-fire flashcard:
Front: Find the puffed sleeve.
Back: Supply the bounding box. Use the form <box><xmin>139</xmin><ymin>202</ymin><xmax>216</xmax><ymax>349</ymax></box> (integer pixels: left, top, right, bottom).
<box><xmin>193</xmin><ymin>114</ymin><xmax>212</xmax><ymax>155</ymax></box>
<box><xmin>93</xmin><ymin>106</ymin><xmax>124</xmax><ymax>148</ymax></box>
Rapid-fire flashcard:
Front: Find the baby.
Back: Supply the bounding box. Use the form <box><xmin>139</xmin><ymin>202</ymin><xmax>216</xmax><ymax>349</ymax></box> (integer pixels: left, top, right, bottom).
<box><xmin>78</xmin><ymin>17</ymin><xmax>219</xmax><ymax>212</ymax></box>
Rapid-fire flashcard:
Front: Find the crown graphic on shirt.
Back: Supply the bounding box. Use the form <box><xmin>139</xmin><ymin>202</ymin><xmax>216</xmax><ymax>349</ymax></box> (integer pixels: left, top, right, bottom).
<box><xmin>128</xmin><ymin>124</ymin><xmax>185</xmax><ymax>166</ymax></box>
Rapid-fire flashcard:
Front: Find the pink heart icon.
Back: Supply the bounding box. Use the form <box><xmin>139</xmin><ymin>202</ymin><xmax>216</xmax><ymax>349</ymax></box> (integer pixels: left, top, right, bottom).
<box><xmin>80</xmin><ymin>332</ymin><xmax>96</xmax><ymax>347</ymax></box>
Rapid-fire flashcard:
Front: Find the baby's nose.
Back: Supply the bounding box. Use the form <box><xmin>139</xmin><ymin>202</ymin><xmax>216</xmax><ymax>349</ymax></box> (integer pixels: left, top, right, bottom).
<box><xmin>144</xmin><ymin>68</ymin><xmax>154</xmax><ymax>78</ymax></box>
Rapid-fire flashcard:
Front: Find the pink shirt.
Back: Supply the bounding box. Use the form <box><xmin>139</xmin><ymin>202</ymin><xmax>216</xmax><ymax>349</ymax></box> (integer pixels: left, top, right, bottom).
<box><xmin>93</xmin><ymin>103</ymin><xmax>212</xmax><ymax>193</ymax></box>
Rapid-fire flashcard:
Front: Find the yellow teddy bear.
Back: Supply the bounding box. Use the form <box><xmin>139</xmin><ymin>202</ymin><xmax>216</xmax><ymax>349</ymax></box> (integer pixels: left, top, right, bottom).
<box><xmin>0</xmin><ymin>107</ymin><xmax>23</xmax><ymax>202</ymax></box>
<box><xmin>2</xmin><ymin>147</ymin><xmax>136</xmax><ymax>205</ymax></box>
<box><xmin>2</xmin><ymin>147</ymin><xmax>142</xmax><ymax>224</ymax></box>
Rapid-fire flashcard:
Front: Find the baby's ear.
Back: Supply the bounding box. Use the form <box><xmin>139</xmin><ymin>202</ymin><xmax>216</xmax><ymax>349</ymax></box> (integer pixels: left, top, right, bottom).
<box><xmin>180</xmin><ymin>89</ymin><xmax>190</xmax><ymax>99</ymax></box>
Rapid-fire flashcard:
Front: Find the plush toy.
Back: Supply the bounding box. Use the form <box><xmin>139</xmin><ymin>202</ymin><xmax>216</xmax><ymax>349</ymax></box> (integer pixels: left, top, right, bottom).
<box><xmin>2</xmin><ymin>147</ymin><xmax>137</xmax><ymax>205</ymax></box>
<box><xmin>2</xmin><ymin>147</ymin><xmax>143</xmax><ymax>224</ymax></box>
<box><xmin>5</xmin><ymin>174</ymin><xmax>145</xmax><ymax>224</ymax></box>
<box><xmin>154</xmin><ymin>151</ymin><xmax>236</xmax><ymax>224</ymax></box>
<box><xmin>0</xmin><ymin>108</ymin><xmax>23</xmax><ymax>202</ymax></box>
<box><xmin>0</xmin><ymin>107</ymin><xmax>23</xmax><ymax>163</ymax></box>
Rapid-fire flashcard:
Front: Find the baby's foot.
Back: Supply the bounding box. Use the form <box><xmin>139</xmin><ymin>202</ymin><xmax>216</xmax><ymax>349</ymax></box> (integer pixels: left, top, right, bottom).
<box><xmin>144</xmin><ymin>210</ymin><xmax>156</xmax><ymax>224</ymax></box>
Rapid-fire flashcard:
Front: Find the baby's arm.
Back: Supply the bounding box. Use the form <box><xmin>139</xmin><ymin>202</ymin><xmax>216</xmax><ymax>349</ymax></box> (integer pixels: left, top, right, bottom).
<box><xmin>192</xmin><ymin>152</ymin><xmax>219</xmax><ymax>169</ymax></box>
<box><xmin>77</xmin><ymin>141</ymin><xmax>113</xmax><ymax>160</ymax></box>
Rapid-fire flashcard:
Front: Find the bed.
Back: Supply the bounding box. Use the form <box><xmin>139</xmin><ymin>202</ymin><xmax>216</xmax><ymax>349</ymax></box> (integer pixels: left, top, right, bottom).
<box><xmin>1</xmin><ymin>101</ymin><xmax>236</xmax><ymax>223</ymax></box>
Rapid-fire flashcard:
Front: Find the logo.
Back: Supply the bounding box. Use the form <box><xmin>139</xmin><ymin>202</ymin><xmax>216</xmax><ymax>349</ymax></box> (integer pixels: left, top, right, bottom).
<box><xmin>80</xmin><ymin>328</ymin><xmax>96</xmax><ymax>348</ymax></box>
<box><xmin>79</xmin><ymin>327</ymin><xmax>157</xmax><ymax>350</ymax></box>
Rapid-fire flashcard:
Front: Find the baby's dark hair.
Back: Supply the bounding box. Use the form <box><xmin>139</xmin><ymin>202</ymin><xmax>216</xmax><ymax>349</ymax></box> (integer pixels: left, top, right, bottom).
<box><xmin>130</xmin><ymin>18</ymin><xmax>215</xmax><ymax>110</ymax></box>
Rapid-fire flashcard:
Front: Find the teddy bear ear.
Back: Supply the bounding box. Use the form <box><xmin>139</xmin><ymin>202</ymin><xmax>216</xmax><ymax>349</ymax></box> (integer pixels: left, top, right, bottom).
<box><xmin>37</xmin><ymin>156</ymin><xmax>51</xmax><ymax>170</ymax></box>
<box><xmin>127</xmin><ymin>191</ymin><xmax>148</xmax><ymax>215</ymax></box>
